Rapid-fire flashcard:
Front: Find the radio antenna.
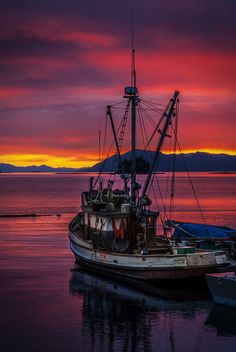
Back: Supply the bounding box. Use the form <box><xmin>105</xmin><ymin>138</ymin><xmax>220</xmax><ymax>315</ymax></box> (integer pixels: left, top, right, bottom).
<box><xmin>131</xmin><ymin>14</ymin><xmax>136</xmax><ymax>87</ymax></box>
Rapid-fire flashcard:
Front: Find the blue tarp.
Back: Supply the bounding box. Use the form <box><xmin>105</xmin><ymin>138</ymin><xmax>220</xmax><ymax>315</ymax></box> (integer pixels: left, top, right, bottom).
<box><xmin>172</xmin><ymin>222</ymin><xmax>236</xmax><ymax>240</ymax></box>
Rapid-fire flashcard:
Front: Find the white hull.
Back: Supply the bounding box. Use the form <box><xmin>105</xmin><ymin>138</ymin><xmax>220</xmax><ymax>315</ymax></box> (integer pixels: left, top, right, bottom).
<box><xmin>69</xmin><ymin>231</ymin><xmax>229</xmax><ymax>281</ymax></box>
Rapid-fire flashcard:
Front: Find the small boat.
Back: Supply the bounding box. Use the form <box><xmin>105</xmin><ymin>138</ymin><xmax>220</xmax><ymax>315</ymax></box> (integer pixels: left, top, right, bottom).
<box><xmin>68</xmin><ymin>48</ymin><xmax>229</xmax><ymax>282</ymax></box>
<box><xmin>170</xmin><ymin>220</ymin><xmax>236</xmax><ymax>258</ymax></box>
<box><xmin>206</xmin><ymin>272</ymin><xmax>236</xmax><ymax>308</ymax></box>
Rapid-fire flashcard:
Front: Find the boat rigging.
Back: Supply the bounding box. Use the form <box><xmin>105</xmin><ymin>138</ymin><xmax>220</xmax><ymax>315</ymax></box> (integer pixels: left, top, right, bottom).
<box><xmin>68</xmin><ymin>47</ymin><xmax>230</xmax><ymax>281</ymax></box>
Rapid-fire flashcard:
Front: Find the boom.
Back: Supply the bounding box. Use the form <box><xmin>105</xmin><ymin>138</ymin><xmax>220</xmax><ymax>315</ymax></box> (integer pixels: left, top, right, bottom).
<box><xmin>141</xmin><ymin>91</ymin><xmax>179</xmax><ymax>199</ymax></box>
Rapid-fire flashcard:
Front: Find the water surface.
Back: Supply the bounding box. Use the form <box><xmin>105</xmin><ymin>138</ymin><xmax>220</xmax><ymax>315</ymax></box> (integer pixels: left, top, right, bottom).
<box><xmin>0</xmin><ymin>173</ymin><xmax>236</xmax><ymax>352</ymax></box>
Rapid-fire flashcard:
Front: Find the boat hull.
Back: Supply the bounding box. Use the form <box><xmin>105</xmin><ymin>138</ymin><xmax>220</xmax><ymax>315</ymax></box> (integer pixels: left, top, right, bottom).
<box><xmin>69</xmin><ymin>231</ymin><xmax>229</xmax><ymax>282</ymax></box>
<box><xmin>206</xmin><ymin>273</ymin><xmax>236</xmax><ymax>308</ymax></box>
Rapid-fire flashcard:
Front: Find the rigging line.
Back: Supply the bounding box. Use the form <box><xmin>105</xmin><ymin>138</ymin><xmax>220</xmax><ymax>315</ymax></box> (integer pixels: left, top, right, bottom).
<box><xmin>94</xmin><ymin>107</ymin><xmax>125</xmax><ymax>188</ymax></box>
<box><xmin>137</xmin><ymin>104</ymin><xmax>160</xmax><ymax>164</ymax></box>
<box><xmin>137</xmin><ymin>106</ymin><xmax>149</xmax><ymax>153</ymax></box>
<box><xmin>163</xmin><ymin>124</ymin><xmax>173</xmax><ymax>217</ymax></box>
<box><xmin>139</xmin><ymin>100</ymin><xmax>164</xmax><ymax>114</ymax></box>
<box><xmin>163</xmin><ymin>109</ymin><xmax>177</xmax><ymax>217</ymax></box>
<box><xmin>137</xmin><ymin>106</ymin><xmax>153</xmax><ymax>167</ymax></box>
<box><xmin>138</xmin><ymin>107</ymin><xmax>163</xmax><ymax>114</ymax></box>
<box><xmin>141</xmin><ymin>91</ymin><xmax>179</xmax><ymax>200</ymax></box>
<box><xmin>138</xmin><ymin>103</ymin><xmax>157</xmax><ymax>127</ymax></box>
<box><xmin>140</xmin><ymin>109</ymin><xmax>151</xmax><ymax>150</ymax></box>
<box><xmin>137</xmin><ymin>106</ymin><xmax>145</xmax><ymax>148</ymax></box>
<box><xmin>140</xmin><ymin>98</ymin><xmax>164</xmax><ymax>107</ymax></box>
<box><xmin>98</xmin><ymin>129</ymin><xmax>101</xmax><ymax>170</ymax></box>
<box><xmin>140</xmin><ymin>102</ymin><xmax>166</xmax><ymax>115</ymax></box>
<box><xmin>109</xmin><ymin>153</ymin><xmax>118</xmax><ymax>183</ymax></box>
<box><xmin>141</xmin><ymin>100</ymin><xmax>163</xmax><ymax>115</ymax></box>
<box><xmin>136</xmin><ymin>107</ymin><xmax>163</xmax><ymax>112</ymax></box>
<box><xmin>137</xmin><ymin>101</ymin><xmax>150</xmax><ymax>145</ymax></box>
<box><xmin>137</xmin><ymin>104</ymin><xmax>153</xmax><ymax>153</ymax></box>
<box><xmin>110</xmin><ymin>100</ymin><xmax>128</xmax><ymax>107</ymax></box>
<box><xmin>169</xmin><ymin>102</ymin><xmax>179</xmax><ymax>219</ymax></box>
<box><xmin>142</xmin><ymin>98</ymin><xmax>169</xmax><ymax>127</ymax></box>
<box><xmin>94</xmin><ymin>113</ymin><xmax>109</xmax><ymax>188</ymax></box>
<box><xmin>150</xmin><ymin>175</ymin><xmax>168</xmax><ymax>224</ymax></box>
<box><xmin>137</xmin><ymin>108</ymin><xmax>150</xmax><ymax>173</ymax></box>
<box><xmin>173</xmin><ymin>133</ymin><xmax>209</xmax><ymax>230</ymax></box>
<box><xmin>108</xmin><ymin>100</ymin><xmax>131</xmax><ymax>185</ymax></box>
<box><xmin>108</xmin><ymin>108</ymin><xmax>129</xmax><ymax>184</ymax></box>
<box><xmin>118</xmin><ymin>99</ymin><xmax>131</xmax><ymax>150</ymax></box>
<box><xmin>140</xmin><ymin>98</ymin><xmax>164</xmax><ymax>110</ymax></box>
<box><xmin>93</xmin><ymin>139</ymin><xmax>115</xmax><ymax>189</ymax></box>
<box><xmin>102</xmin><ymin>112</ymin><xmax>108</xmax><ymax>163</ymax></box>
<box><xmin>138</xmin><ymin>103</ymin><xmax>157</xmax><ymax>126</ymax></box>
<box><xmin>136</xmin><ymin>106</ymin><xmax>155</xmax><ymax>182</ymax></box>
<box><xmin>138</xmin><ymin>103</ymin><xmax>157</xmax><ymax>186</ymax></box>
<box><xmin>148</xmin><ymin>108</ymin><xmax>175</xmax><ymax>218</ymax></box>
<box><xmin>139</xmin><ymin>100</ymin><xmax>162</xmax><ymax>122</ymax></box>
<box><xmin>139</xmin><ymin>105</ymin><xmax>167</xmax><ymax>157</ymax></box>
<box><xmin>146</xmin><ymin>97</ymin><xmax>177</xmax><ymax>221</ymax></box>
<box><xmin>111</xmin><ymin>107</ymin><xmax>131</xmax><ymax>110</ymax></box>
<box><xmin>150</xmin><ymin>178</ymin><xmax>165</xmax><ymax>226</ymax></box>
<box><xmin>141</xmin><ymin>98</ymin><xmax>165</xmax><ymax>107</ymax></box>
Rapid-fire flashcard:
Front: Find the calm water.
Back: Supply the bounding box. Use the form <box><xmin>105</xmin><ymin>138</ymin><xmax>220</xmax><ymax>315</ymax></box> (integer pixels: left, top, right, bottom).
<box><xmin>0</xmin><ymin>172</ymin><xmax>236</xmax><ymax>352</ymax></box>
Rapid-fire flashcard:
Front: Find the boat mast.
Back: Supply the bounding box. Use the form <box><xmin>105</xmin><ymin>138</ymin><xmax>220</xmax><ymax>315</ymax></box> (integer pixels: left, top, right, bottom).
<box><xmin>124</xmin><ymin>20</ymin><xmax>138</xmax><ymax>201</ymax></box>
<box><xmin>124</xmin><ymin>50</ymin><xmax>138</xmax><ymax>200</ymax></box>
<box><xmin>131</xmin><ymin>48</ymin><xmax>137</xmax><ymax>201</ymax></box>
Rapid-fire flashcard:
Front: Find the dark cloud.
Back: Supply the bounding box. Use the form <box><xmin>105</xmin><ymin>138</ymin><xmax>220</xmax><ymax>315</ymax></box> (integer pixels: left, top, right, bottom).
<box><xmin>0</xmin><ymin>36</ymin><xmax>76</xmax><ymax>58</ymax></box>
<box><xmin>1</xmin><ymin>0</ymin><xmax>236</xmax><ymax>51</ymax></box>
<box><xmin>0</xmin><ymin>0</ymin><xmax>235</xmax><ymax>162</ymax></box>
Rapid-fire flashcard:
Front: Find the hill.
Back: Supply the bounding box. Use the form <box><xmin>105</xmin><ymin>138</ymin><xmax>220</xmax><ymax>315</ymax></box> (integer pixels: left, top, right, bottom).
<box><xmin>81</xmin><ymin>151</ymin><xmax>236</xmax><ymax>172</ymax></box>
<box><xmin>0</xmin><ymin>151</ymin><xmax>235</xmax><ymax>173</ymax></box>
<box><xmin>0</xmin><ymin>163</ymin><xmax>80</xmax><ymax>173</ymax></box>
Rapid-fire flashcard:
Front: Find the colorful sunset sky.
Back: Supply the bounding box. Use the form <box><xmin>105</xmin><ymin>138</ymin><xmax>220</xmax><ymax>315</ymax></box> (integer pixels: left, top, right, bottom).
<box><xmin>0</xmin><ymin>0</ymin><xmax>236</xmax><ymax>168</ymax></box>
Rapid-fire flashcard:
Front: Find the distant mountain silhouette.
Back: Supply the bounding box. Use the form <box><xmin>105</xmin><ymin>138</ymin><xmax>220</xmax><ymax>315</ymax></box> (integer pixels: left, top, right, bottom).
<box><xmin>81</xmin><ymin>150</ymin><xmax>236</xmax><ymax>172</ymax></box>
<box><xmin>0</xmin><ymin>163</ymin><xmax>80</xmax><ymax>173</ymax></box>
<box><xmin>0</xmin><ymin>151</ymin><xmax>235</xmax><ymax>173</ymax></box>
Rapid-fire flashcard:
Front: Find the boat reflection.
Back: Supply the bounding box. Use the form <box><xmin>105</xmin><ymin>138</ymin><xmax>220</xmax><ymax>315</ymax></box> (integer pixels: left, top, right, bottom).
<box><xmin>70</xmin><ymin>266</ymin><xmax>210</xmax><ymax>300</ymax></box>
<box><xmin>205</xmin><ymin>304</ymin><xmax>236</xmax><ymax>336</ymax></box>
<box><xmin>69</xmin><ymin>269</ymin><xmax>211</xmax><ymax>352</ymax></box>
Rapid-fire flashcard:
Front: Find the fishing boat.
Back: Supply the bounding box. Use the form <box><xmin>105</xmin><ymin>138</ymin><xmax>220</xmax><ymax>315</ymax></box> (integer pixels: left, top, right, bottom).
<box><xmin>206</xmin><ymin>272</ymin><xmax>236</xmax><ymax>308</ymax></box>
<box><xmin>68</xmin><ymin>48</ymin><xmax>229</xmax><ymax>282</ymax></box>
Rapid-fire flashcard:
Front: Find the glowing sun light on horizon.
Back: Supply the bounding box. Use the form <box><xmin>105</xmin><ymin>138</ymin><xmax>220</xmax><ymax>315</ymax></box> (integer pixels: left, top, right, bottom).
<box><xmin>0</xmin><ymin>154</ymin><xmax>97</xmax><ymax>168</ymax></box>
<box><xmin>0</xmin><ymin>148</ymin><xmax>236</xmax><ymax>169</ymax></box>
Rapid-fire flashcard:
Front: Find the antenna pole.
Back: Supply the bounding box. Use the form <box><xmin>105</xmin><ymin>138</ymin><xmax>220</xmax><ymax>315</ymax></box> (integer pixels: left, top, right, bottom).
<box><xmin>131</xmin><ymin>15</ymin><xmax>137</xmax><ymax>200</ymax></box>
<box><xmin>131</xmin><ymin>93</ymin><xmax>136</xmax><ymax>200</ymax></box>
<box><xmin>124</xmin><ymin>14</ymin><xmax>138</xmax><ymax>200</ymax></box>
<box><xmin>131</xmin><ymin>14</ymin><xmax>134</xmax><ymax>85</ymax></box>
<box><xmin>131</xmin><ymin>14</ymin><xmax>136</xmax><ymax>87</ymax></box>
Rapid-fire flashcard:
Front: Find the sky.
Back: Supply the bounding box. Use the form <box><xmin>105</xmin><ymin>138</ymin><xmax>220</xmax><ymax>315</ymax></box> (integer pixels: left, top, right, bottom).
<box><xmin>0</xmin><ymin>0</ymin><xmax>236</xmax><ymax>168</ymax></box>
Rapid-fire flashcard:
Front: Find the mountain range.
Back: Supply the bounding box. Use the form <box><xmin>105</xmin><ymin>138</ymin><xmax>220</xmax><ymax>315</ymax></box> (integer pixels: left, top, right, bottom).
<box><xmin>0</xmin><ymin>151</ymin><xmax>236</xmax><ymax>173</ymax></box>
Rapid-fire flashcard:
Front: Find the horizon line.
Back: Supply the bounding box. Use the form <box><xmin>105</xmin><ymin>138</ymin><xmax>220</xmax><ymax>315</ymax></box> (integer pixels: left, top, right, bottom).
<box><xmin>0</xmin><ymin>149</ymin><xmax>236</xmax><ymax>169</ymax></box>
